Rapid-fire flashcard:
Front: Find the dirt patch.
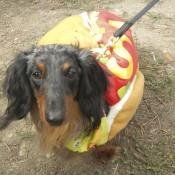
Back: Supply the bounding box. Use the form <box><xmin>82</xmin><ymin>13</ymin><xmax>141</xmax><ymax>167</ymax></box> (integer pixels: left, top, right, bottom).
<box><xmin>0</xmin><ymin>0</ymin><xmax>175</xmax><ymax>175</ymax></box>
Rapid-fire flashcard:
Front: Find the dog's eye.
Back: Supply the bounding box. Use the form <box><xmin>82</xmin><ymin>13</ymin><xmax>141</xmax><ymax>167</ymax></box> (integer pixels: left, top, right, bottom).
<box><xmin>65</xmin><ymin>68</ymin><xmax>76</xmax><ymax>79</ymax></box>
<box><xmin>32</xmin><ymin>71</ymin><xmax>42</xmax><ymax>79</ymax></box>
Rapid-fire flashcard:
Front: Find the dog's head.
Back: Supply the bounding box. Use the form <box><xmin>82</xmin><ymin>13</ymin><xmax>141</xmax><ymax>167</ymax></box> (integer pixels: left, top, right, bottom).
<box><xmin>0</xmin><ymin>45</ymin><xmax>108</xmax><ymax>138</ymax></box>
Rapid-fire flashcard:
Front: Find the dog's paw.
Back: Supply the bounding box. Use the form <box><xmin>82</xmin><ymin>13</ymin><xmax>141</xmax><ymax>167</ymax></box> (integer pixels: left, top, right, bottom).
<box><xmin>93</xmin><ymin>145</ymin><xmax>121</xmax><ymax>159</ymax></box>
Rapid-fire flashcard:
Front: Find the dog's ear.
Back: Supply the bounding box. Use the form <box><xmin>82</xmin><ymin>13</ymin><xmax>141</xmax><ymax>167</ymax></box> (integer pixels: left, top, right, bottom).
<box><xmin>77</xmin><ymin>50</ymin><xmax>108</xmax><ymax>129</ymax></box>
<box><xmin>0</xmin><ymin>51</ymin><xmax>33</xmax><ymax>129</ymax></box>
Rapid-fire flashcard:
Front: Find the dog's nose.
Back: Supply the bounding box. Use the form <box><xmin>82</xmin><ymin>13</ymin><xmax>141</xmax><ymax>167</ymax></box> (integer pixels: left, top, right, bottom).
<box><xmin>46</xmin><ymin>112</ymin><xmax>64</xmax><ymax>126</ymax></box>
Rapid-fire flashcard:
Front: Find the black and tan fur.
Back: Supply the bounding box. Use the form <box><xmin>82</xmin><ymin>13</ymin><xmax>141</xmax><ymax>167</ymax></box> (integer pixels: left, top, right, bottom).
<box><xmin>0</xmin><ymin>45</ymin><xmax>111</xmax><ymax>153</ymax></box>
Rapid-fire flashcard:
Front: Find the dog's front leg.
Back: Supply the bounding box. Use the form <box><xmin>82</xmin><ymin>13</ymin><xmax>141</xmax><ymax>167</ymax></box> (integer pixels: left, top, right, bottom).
<box><xmin>93</xmin><ymin>143</ymin><xmax>120</xmax><ymax>159</ymax></box>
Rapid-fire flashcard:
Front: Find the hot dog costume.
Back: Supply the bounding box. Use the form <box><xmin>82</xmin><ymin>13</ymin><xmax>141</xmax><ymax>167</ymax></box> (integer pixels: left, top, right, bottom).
<box><xmin>38</xmin><ymin>10</ymin><xmax>144</xmax><ymax>152</ymax></box>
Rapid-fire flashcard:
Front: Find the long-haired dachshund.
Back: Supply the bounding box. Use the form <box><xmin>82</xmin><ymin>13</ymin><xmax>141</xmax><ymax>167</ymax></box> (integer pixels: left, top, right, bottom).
<box><xmin>0</xmin><ymin>11</ymin><xmax>144</xmax><ymax>157</ymax></box>
<box><xmin>0</xmin><ymin>45</ymin><xmax>108</xmax><ymax>149</ymax></box>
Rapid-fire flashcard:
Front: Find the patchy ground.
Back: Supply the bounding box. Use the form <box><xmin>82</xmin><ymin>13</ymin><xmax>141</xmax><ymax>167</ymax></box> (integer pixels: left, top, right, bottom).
<box><xmin>0</xmin><ymin>0</ymin><xmax>175</xmax><ymax>174</ymax></box>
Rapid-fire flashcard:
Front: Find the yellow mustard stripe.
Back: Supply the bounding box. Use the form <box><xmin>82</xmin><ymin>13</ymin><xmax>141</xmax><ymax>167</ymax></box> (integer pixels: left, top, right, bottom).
<box><xmin>105</xmin><ymin>35</ymin><xmax>133</xmax><ymax>79</ymax></box>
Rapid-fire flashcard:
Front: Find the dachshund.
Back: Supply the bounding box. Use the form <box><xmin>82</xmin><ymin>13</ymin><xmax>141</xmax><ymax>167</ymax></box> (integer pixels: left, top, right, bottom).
<box><xmin>0</xmin><ymin>10</ymin><xmax>144</xmax><ymax>158</ymax></box>
<box><xmin>0</xmin><ymin>45</ymin><xmax>113</xmax><ymax>155</ymax></box>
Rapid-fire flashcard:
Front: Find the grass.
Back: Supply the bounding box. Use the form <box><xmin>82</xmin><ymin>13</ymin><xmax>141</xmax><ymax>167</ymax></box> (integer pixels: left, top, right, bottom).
<box><xmin>50</xmin><ymin>0</ymin><xmax>118</xmax><ymax>10</ymax></box>
<box><xmin>113</xmin><ymin>126</ymin><xmax>175</xmax><ymax>175</ymax></box>
<box><xmin>146</xmin><ymin>12</ymin><xmax>161</xmax><ymax>21</ymax></box>
<box><xmin>139</xmin><ymin>48</ymin><xmax>175</xmax><ymax>101</ymax></box>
